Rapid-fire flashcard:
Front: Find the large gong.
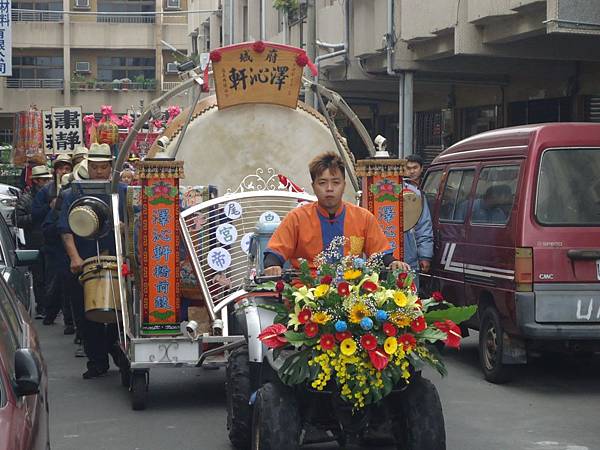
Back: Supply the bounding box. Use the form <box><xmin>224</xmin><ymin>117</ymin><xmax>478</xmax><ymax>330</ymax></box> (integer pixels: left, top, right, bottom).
<box><xmin>148</xmin><ymin>96</ymin><xmax>356</xmax><ymax>200</ymax></box>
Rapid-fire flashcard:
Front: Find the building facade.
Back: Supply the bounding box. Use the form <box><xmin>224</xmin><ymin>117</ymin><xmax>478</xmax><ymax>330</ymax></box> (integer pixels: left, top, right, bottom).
<box><xmin>0</xmin><ymin>0</ymin><xmax>205</xmax><ymax>143</ymax></box>
<box><xmin>3</xmin><ymin>0</ymin><xmax>600</xmax><ymax>162</ymax></box>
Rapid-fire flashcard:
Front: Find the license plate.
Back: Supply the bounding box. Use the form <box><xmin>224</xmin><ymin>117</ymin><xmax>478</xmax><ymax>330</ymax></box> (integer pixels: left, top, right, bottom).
<box><xmin>597</xmin><ymin>260</ymin><xmax>600</xmax><ymax>281</ymax></box>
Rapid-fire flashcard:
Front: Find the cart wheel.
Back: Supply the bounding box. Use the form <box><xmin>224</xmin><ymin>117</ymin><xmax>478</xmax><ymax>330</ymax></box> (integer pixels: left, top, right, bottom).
<box><xmin>131</xmin><ymin>370</ymin><xmax>148</xmax><ymax>411</ymax></box>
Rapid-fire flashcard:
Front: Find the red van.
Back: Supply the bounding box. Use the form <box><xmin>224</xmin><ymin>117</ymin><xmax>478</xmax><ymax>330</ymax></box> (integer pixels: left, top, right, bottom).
<box><xmin>422</xmin><ymin>123</ymin><xmax>600</xmax><ymax>383</ymax></box>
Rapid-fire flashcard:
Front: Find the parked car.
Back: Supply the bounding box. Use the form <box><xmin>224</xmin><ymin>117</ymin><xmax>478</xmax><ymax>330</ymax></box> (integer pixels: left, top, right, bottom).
<box><xmin>0</xmin><ymin>212</ymin><xmax>37</xmax><ymax>312</ymax></box>
<box><xmin>422</xmin><ymin>123</ymin><xmax>600</xmax><ymax>383</ymax></box>
<box><xmin>0</xmin><ymin>183</ymin><xmax>20</xmax><ymax>227</ymax></box>
<box><xmin>0</xmin><ymin>273</ymin><xmax>50</xmax><ymax>450</ymax></box>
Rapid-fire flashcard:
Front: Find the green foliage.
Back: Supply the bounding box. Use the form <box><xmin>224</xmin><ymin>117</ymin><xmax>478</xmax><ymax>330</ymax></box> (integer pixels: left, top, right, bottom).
<box><xmin>273</xmin><ymin>0</ymin><xmax>299</xmax><ymax>13</ymax></box>
<box><xmin>424</xmin><ymin>305</ymin><xmax>477</xmax><ymax>325</ymax></box>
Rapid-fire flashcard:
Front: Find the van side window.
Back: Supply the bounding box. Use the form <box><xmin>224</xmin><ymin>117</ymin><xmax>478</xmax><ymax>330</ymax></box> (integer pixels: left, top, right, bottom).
<box><xmin>471</xmin><ymin>166</ymin><xmax>519</xmax><ymax>225</ymax></box>
<box><xmin>439</xmin><ymin>169</ymin><xmax>475</xmax><ymax>222</ymax></box>
<box><xmin>421</xmin><ymin>170</ymin><xmax>443</xmax><ymax>213</ymax></box>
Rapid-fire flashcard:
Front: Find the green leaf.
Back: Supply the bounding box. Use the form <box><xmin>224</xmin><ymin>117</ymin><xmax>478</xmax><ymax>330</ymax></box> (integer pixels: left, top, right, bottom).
<box><xmin>382</xmin><ymin>371</ymin><xmax>393</xmax><ymax>396</ymax></box>
<box><xmin>283</xmin><ymin>330</ymin><xmax>309</xmax><ymax>347</ymax></box>
<box><xmin>416</xmin><ymin>327</ymin><xmax>447</xmax><ymax>343</ymax></box>
<box><xmin>424</xmin><ymin>305</ymin><xmax>477</xmax><ymax>325</ymax></box>
<box><xmin>278</xmin><ymin>349</ymin><xmax>312</xmax><ymax>385</ymax></box>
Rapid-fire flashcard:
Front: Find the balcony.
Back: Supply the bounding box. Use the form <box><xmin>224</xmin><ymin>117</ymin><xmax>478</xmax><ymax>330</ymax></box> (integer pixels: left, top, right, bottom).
<box><xmin>96</xmin><ymin>14</ymin><xmax>155</xmax><ymax>24</ymax></box>
<box><xmin>5</xmin><ymin>79</ymin><xmax>63</xmax><ymax>89</ymax></box>
<box><xmin>162</xmin><ymin>81</ymin><xmax>182</xmax><ymax>91</ymax></box>
<box><xmin>11</xmin><ymin>9</ymin><xmax>63</xmax><ymax>22</ymax></box>
<box><xmin>71</xmin><ymin>80</ymin><xmax>157</xmax><ymax>91</ymax></box>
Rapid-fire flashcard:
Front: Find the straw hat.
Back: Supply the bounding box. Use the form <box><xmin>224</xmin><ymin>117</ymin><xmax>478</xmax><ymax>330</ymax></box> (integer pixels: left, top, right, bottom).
<box><xmin>31</xmin><ymin>165</ymin><xmax>52</xmax><ymax>179</ymax></box>
<box><xmin>73</xmin><ymin>146</ymin><xmax>88</xmax><ymax>157</ymax></box>
<box><xmin>60</xmin><ymin>173</ymin><xmax>71</xmax><ymax>188</ymax></box>
<box><xmin>88</xmin><ymin>143</ymin><xmax>114</xmax><ymax>162</ymax></box>
<box><xmin>73</xmin><ymin>160</ymin><xmax>89</xmax><ymax>180</ymax></box>
<box><xmin>53</xmin><ymin>153</ymin><xmax>73</xmax><ymax>167</ymax></box>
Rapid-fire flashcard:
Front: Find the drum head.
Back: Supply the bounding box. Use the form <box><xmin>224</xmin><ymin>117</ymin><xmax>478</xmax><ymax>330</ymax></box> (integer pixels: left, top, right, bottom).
<box><xmin>403</xmin><ymin>190</ymin><xmax>423</xmax><ymax>231</ymax></box>
<box><xmin>150</xmin><ymin>96</ymin><xmax>356</xmax><ymax>201</ymax></box>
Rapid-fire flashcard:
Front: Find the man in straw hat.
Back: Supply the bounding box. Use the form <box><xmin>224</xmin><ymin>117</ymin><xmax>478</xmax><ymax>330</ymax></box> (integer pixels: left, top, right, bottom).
<box><xmin>15</xmin><ymin>165</ymin><xmax>53</xmax><ymax>319</ymax></box>
<box><xmin>32</xmin><ymin>154</ymin><xmax>74</xmax><ymax>327</ymax></box>
<box><xmin>58</xmin><ymin>142</ymin><xmax>126</xmax><ymax>378</ymax></box>
<box><xmin>72</xmin><ymin>146</ymin><xmax>88</xmax><ymax>167</ymax></box>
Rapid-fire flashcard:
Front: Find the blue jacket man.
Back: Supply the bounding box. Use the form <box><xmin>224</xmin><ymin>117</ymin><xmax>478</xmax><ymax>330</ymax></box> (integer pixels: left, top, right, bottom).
<box><xmin>403</xmin><ymin>182</ymin><xmax>434</xmax><ymax>282</ymax></box>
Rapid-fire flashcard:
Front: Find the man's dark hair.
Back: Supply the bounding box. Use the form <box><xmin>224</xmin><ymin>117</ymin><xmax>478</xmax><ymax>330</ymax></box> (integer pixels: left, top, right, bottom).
<box><xmin>309</xmin><ymin>152</ymin><xmax>345</xmax><ymax>182</ymax></box>
<box><xmin>406</xmin><ymin>154</ymin><xmax>424</xmax><ymax>167</ymax></box>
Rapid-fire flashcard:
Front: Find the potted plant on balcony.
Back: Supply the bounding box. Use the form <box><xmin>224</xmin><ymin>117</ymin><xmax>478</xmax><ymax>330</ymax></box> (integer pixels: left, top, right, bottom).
<box><xmin>71</xmin><ymin>73</ymin><xmax>86</xmax><ymax>90</ymax></box>
<box><xmin>133</xmin><ymin>74</ymin><xmax>145</xmax><ymax>90</ymax></box>
<box><xmin>121</xmin><ymin>77</ymin><xmax>131</xmax><ymax>91</ymax></box>
<box><xmin>112</xmin><ymin>79</ymin><xmax>122</xmax><ymax>91</ymax></box>
<box><xmin>87</xmin><ymin>77</ymin><xmax>97</xmax><ymax>90</ymax></box>
<box><xmin>144</xmin><ymin>78</ymin><xmax>156</xmax><ymax>90</ymax></box>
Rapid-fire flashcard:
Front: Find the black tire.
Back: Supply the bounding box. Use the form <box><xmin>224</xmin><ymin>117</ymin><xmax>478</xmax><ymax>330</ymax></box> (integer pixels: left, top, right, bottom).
<box><xmin>131</xmin><ymin>370</ymin><xmax>148</xmax><ymax>411</ymax></box>
<box><xmin>395</xmin><ymin>376</ymin><xmax>446</xmax><ymax>450</ymax></box>
<box><xmin>479</xmin><ymin>307</ymin><xmax>512</xmax><ymax>383</ymax></box>
<box><xmin>251</xmin><ymin>382</ymin><xmax>300</xmax><ymax>450</ymax></box>
<box><xmin>226</xmin><ymin>345</ymin><xmax>252</xmax><ymax>449</ymax></box>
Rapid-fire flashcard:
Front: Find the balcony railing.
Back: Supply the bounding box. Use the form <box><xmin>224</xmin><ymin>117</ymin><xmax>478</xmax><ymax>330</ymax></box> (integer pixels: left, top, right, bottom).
<box><xmin>5</xmin><ymin>79</ymin><xmax>64</xmax><ymax>89</ymax></box>
<box><xmin>96</xmin><ymin>15</ymin><xmax>155</xmax><ymax>24</ymax></box>
<box><xmin>162</xmin><ymin>81</ymin><xmax>182</xmax><ymax>91</ymax></box>
<box><xmin>71</xmin><ymin>81</ymin><xmax>157</xmax><ymax>91</ymax></box>
<box><xmin>11</xmin><ymin>9</ymin><xmax>64</xmax><ymax>22</ymax></box>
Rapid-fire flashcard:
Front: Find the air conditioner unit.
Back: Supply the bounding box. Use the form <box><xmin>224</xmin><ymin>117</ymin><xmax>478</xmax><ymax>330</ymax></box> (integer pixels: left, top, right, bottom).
<box><xmin>74</xmin><ymin>0</ymin><xmax>90</xmax><ymax>9</ymax></box>
<box><xmin>75</xmin><ymin>61</ymin><xmax>91</xmax><ymax>73</ymax></box>
<box><xmin>166</xmin><ymin>0</ymin><xmax>181</xmax><ymax>10</ymax></box>
<box><xmin>166</xmin><ymin>62</ymin><xmax>179</xmax><ymax>74</ymax></box>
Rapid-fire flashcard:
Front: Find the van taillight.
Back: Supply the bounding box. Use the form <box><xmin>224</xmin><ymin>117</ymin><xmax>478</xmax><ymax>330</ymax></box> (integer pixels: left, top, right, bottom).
<box><xmin>515</xmin><ymin>247</ymin><xmax>533</xmax><ymax>292</ymax></box>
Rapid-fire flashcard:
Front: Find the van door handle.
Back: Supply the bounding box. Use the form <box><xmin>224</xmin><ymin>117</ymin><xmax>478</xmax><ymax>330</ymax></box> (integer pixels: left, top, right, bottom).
<box><xmin>567</xmin><ymin>249</ymin><xmax>600</xmax><ymax>260</ymax></box>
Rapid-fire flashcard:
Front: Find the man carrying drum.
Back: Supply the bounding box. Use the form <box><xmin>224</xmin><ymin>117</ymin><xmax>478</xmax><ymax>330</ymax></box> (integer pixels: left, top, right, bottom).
<box><xmin>58</xmin><ymin>143</ymin><xmax>125</xmax><ymax>379</ymax></box>
<box><xmin>264</xmin><ymin>152</ymin><xmax>410</xmax><ymax>276</ymax></box>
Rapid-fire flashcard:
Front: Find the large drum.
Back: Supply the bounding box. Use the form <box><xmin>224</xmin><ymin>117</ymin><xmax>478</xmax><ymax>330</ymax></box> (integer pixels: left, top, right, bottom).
<box><xmin>79</xmin><ymin>256</ymin><xmax>121</xmax><ymax>323</ymax></box>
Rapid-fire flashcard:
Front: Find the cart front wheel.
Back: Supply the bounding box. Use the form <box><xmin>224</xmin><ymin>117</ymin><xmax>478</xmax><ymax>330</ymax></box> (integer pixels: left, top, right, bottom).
<box><xmin>131</xmin><ymin>370</ymin><xmax>148</xmax><ymax>411</ymax></box>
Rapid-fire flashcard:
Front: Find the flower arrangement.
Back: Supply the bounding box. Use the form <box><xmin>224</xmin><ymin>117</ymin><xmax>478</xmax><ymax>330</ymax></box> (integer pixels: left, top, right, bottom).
<box><xmin>257</xmin><ymin>239</ymin><xmax>476</xmax><ymax>410</ymax></box>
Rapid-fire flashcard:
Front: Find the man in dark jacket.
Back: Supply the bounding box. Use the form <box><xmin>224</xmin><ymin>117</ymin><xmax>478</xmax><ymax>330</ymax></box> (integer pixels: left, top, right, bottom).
<box><xmin>15</xmin><ymin>165</ymin><xmax>52</xmax><ymax>318</ymax></box>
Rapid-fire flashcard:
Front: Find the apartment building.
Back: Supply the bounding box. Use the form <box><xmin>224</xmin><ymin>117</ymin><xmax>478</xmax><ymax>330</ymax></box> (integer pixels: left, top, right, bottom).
<box><xmin>4</xmin><ymin>0</ymin><xmax>600</xmax><ymax>160</ymax></box>
<box><xmin>0</xmin><ymin>0</ymin><xmax>204</xmax><ymax>143</ymax></box>
<box><xmin>189</xmin><ymin>0</ymin><xmax>600</xmax><ymax>160</ymax></box>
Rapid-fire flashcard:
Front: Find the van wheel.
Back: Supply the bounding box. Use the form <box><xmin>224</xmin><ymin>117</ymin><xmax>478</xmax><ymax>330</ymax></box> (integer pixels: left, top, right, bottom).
<box><xmin>479</xmin><ymin>307</ymin><xmax>512</xmax><ymax>383</ymax></box>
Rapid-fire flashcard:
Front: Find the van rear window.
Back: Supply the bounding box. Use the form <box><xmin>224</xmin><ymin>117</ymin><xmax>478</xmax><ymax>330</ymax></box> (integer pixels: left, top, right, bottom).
<box><xmin>536</xmin><ymin>148</ymin><xmax>600</xmax><ymax>225</ymax></box>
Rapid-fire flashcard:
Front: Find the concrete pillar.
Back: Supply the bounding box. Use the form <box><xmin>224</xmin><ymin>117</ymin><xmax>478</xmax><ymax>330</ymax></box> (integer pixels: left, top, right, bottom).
<box><xmin>305</xmin><ymin>0</ymin><xmax>316</xmax><ymax>107</ymax></box>
<box><xmin>155</xmin><ymin>0</ymin><xmax>163</xmax><ymax>95</ymax></box>
<box><xmin>63</xmin><ymin>0</ymin><xmax>71</xmax><ymax>106</ymax></box>
<box><xmin>397</xmin><ymin>72</ymin><xmax>404</xmax><ymax>158</ymax></box>
<box><xmin>402</xmin><ymin>72</ymin><xmax>414</xmax><ymax>156</ymax></box>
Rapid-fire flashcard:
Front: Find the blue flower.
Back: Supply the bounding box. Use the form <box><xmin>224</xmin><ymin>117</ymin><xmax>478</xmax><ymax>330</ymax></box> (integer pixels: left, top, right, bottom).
<box><xmin>376</xmin><ymin>310</ymin><xmax>388</xmax><ymax>321</ymax></box>
<box><xmin>360</xmin><ymin>317</ymin><xmax>373</xmax><ymax>331</ymax></box>
<box><xmin>335</xmin><ymin>320</ymin><xmax>348</xmax><ymax>332</ymax></box>
<box><xmin>353</xmin><ymin>257</ymin><xmax>366</xmax><ymax>269</ymax></box>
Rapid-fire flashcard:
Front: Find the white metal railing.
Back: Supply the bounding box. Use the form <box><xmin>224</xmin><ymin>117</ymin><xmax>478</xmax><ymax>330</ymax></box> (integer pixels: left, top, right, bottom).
<box><xmin>5</xmin><ymin>79</ymin><xmax>64</xmax><ymax>89</ymax></box>
<box><xmin>71</xmin><ymin>81</ymin><xmax>157</xmax><ymax>91</ymax></box>
<box><xmin>11</xmin><ymin>9</ymin><xmax>64</xmax><ymax>22</ymax></box>
<box><xmin>161</xmin><ymin>81</ymin><xmax>182</xmax><ymax>91</ymax></box>
<box><xmin>96</xmin><ymin>15</ymin><xmax>155</xmax><ymax>23</ymax></box>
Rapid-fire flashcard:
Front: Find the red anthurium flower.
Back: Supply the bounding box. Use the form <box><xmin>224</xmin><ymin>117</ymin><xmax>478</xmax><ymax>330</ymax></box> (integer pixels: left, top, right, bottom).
<box><xmin>304</xmin><ymin>322</ymin><xmax>319</xmax><ymax>338</ymax></box>
<box><xmin>337</xmin><ymin>282</ymin><xmax>350</xmax><ymax>297</ymax></box>
<box><xmin>275</xmin><ymin>280</ymin><xmax>285</xmax><ymax>292</ymax></box>
<box><xmin>335</xmin><ymin>331</ymin><xmax>352</xmax><ymax>342</ymax></box>
<box><xmin>383</xmin><ymin>322</ymin><xmax>397</xmax><ymax>337</ymax></box>
<box><xmin>298</xmin><ymin>308</ymin><xmax>312</xmax><ymax>324</ymax></box>
<box><xmin>368</xmin><ymin>348</ymin><xmax>389</xmax><ymax>371</ymax></box>
<box><xmin>434</xmin><ymin>320</ymin><xmax>462</xmax><ymax>348</ymax></box>
<box><xmin>360</xmin><ymin>333</ymin><xmax>377</xmax><ymax>351</ymax></box>
<box><xmin>398</xmin><ymin>333</ymin><xmax>416</xmax><ymax>351</ymax></box>
<box><xmin>320</xmin><ymin>334</ymin><xmax>335</xmax><ymax>351</ymax></box>
<box><xmin>321</xmin><ymin>275</ymin><xmax>333</xmax><ymax>285</ymax></box>
<box><xmin>362</xmin><ymin>280</ymin><xmax>378</xmax><ymax>293</ymax></box>
<box><xmin>431</xmin><ymin>291</ymin><xmax>444</xmax><ymax>302</ymax></box>
<box><xmin>410</xmin><ymin>316</ymin><xmax>427</xmax><ymax>333</ymax></box>
<box><xmin>258</xmin><ymin>323</ymin><xmax>288</xmax><ymax>349</ymax></box>
<box><xmin>253</xmin><ymin>40</ymin><xmax>266</xmax><ymax>53</ymax></box>
<box><xmin>396</xmin><ymin>272</ymin><xmax>408</xmax><ymax>288</ymax></box>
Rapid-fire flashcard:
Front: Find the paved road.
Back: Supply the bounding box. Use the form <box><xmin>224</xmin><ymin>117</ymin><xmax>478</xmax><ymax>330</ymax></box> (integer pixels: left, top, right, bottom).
<box><xmin>38</xmin><ymin>321</ymin><xmax>600</xmax><ymax>450</ymax></box>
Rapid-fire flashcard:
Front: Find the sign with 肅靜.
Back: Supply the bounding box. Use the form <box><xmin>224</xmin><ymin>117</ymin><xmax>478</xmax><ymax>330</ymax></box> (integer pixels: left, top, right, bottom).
<box><xmin>42</xmin><ymin>111</ymin><xmax>54</xmax><ymax>154</ymax></box>
<box><xmin>0</xmin><ymin>0</ymin><xmax>12</xmax><ymax>77</ymax></box>
<box><xmin>51</xmin><ymin>106</ymin><xmax>83</xmax><ymax>154</ymax></box>
<box><xmin>211</xmin><ymin>41</ymin><xmax>307</xmax><ymax>110</ymax></box>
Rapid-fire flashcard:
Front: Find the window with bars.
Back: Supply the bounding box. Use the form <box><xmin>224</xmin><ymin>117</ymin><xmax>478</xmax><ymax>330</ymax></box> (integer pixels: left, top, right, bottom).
<box><xmin>10</xmin><ymin>55</ymin><xmax>63</xmax><ymax>79</ymax></box>
<box><xmin>97</xmin><ymin>56</ymin><xmax>155</xmax><ymax>81</ymax></box>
